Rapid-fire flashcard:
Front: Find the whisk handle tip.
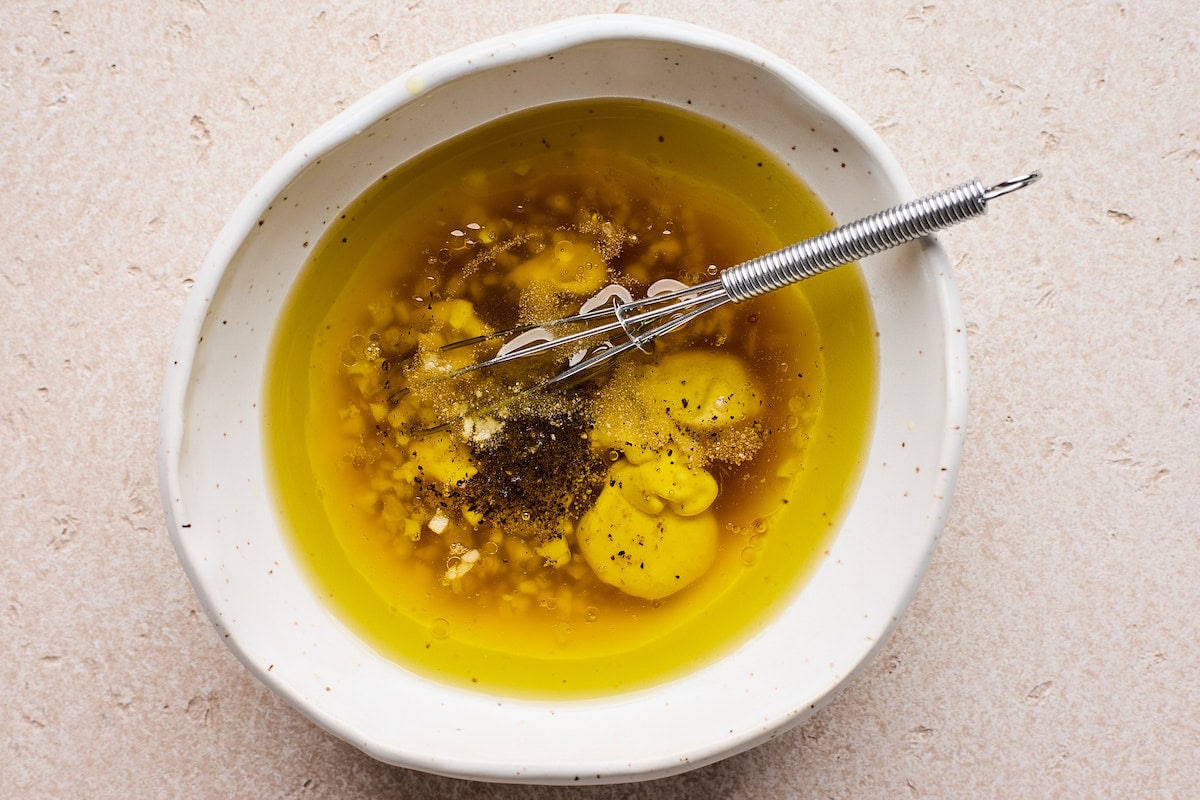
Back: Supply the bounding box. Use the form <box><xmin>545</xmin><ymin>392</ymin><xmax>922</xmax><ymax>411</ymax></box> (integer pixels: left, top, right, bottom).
<box><xmin>983</xmin><ymin>171</ymin><xmax>1041</xmax><ymax>202</ymax></box>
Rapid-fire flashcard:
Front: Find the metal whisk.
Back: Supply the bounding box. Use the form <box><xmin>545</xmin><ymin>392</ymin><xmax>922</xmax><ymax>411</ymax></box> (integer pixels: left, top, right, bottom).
<box><xmin>419</xmin><ymin>171</ymin><xmax>1040</xmax><ymax>427</ymax></box>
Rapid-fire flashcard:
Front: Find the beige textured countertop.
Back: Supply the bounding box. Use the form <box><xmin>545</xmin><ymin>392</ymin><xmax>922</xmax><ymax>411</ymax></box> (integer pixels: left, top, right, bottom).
<box><xmin>3</xmin><ymin>2</ymin><xmax>1197</xmax><ymax>796</ymax></box>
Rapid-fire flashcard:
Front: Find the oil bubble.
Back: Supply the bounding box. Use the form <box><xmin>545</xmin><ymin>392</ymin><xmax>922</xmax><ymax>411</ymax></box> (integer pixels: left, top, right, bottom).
<box><xmin>584</xmin><ymin>606</ymin><xmax>599</xmax><ymax>623</ymax></box>
<box><xmin>430</xmin><ymin>618</ymin><xmax>449</xmax><ymax>639</ymax></box>
<box><xmin>741</xmin><ymin>547</ymin><xmax>759</xmax><ymax>566</ymax></box>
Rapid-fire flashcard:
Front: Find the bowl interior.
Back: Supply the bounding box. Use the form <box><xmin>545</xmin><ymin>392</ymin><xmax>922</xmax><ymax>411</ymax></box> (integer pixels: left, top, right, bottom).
<box><xmin>161</xmin><ymin>15</ymin><xmax>963</xmax><ymax>784</ymax></box>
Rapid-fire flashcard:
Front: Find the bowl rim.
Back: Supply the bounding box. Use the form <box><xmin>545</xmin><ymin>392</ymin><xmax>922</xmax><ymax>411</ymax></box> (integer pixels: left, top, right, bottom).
<box><xmin>159</xmin><ymin>13</ymin><xmax>967</xmax><ymax>783</ymax></box>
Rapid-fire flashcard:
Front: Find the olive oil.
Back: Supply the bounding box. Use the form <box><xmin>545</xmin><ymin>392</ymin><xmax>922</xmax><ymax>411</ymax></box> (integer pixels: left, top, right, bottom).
<box><xmin>265</xmin><ymin>99</ymin><xmax>876</xmax><ymax>696</ymax></box>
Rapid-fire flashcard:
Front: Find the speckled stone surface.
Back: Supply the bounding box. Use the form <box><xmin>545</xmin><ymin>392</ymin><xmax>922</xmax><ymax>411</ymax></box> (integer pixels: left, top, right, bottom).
<box><xmin>2</xmin><ymin>2</ymin><xmax>1197</xmax><ymax>797</ymax></box>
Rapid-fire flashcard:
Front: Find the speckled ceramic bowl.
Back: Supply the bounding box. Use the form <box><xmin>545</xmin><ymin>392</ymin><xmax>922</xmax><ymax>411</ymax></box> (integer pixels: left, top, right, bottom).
<box><xmin>159</xmin><ymin>15</ymin><xmax>965</xmax><ymax>784</ymax></box>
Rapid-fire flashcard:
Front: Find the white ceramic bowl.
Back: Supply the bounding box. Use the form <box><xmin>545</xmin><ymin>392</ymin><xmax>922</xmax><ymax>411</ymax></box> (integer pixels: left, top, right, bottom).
<box><xmin>159</xmin><ymin>15</ymin><xmax>965</xmax><ymax>784</ymax></box>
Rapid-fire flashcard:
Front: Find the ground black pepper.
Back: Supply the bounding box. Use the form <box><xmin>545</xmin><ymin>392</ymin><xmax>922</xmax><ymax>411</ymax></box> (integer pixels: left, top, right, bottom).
<box><xmin>462</xmin><ymin>411</ymin><xmax>605</xmax><ymax>541</ymax></box>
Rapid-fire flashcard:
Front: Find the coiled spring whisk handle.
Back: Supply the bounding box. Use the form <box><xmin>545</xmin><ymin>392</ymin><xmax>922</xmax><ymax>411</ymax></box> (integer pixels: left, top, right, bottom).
<box><xmin>719</xmin><ymin>172</ymin><xmax>1041</xmax><ymax>302</ymax></box>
